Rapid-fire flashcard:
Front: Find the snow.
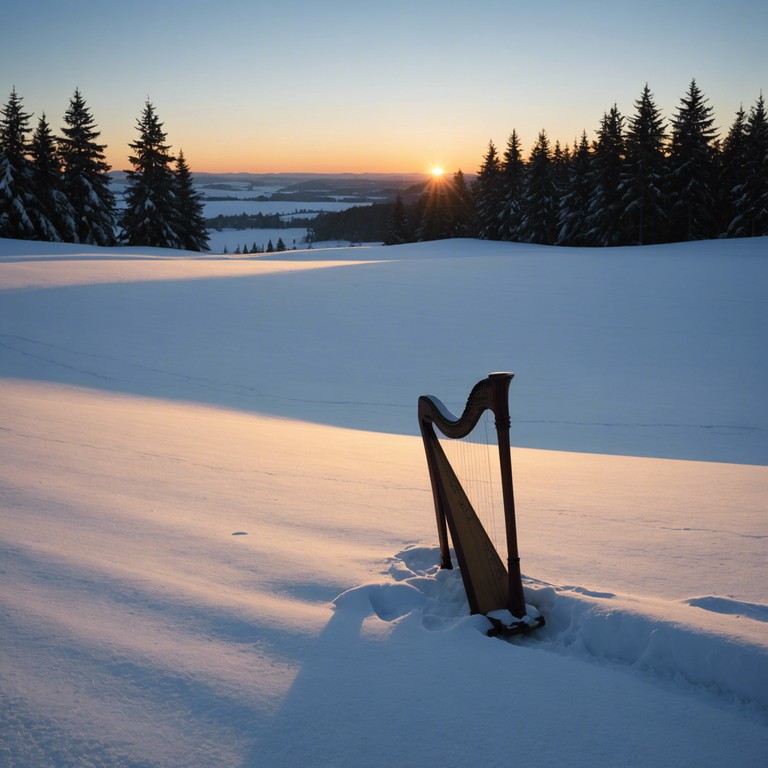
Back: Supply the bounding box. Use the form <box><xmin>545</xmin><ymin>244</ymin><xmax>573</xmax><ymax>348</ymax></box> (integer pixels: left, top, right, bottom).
<box><xmin>0</xmin><ymin>235</ymin><xmax>766</xmax><ymax>767</ymax></box>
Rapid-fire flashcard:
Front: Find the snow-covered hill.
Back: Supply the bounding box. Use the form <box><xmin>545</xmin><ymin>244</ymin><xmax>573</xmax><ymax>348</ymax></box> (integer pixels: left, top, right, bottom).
<box><xmin>1</xmin><ymin>236</ymin><xmax>766</xmax><ymax>767</ymax></box>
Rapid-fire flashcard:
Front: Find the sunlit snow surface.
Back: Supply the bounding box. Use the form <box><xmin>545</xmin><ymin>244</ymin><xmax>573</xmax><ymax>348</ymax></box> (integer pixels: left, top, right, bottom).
<box><xmin>1</xmin><ymin>237</ymin><xmax>766</xmax><ymax>767</ymax></box>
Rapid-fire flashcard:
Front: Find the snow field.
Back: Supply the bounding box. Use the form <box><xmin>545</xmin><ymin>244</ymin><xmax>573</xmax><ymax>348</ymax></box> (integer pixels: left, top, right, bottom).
<box><xmin>0</xmin><ymin>235</ymin><xmax>766</xmax><ymax>767</ymax></box>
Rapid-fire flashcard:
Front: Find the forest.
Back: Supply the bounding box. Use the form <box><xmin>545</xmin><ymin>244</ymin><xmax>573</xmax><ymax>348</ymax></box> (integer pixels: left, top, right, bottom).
<box><xmin>2</xmin><ymin>80</ymin><xmax>766</xmax><ymax>251</ymax></box>
<box><xmin>322</xmin><ymin>81</ymin><xmax>768</xmax><ymax>248</ymax></box>
<box><xmin>0</xmin><ymin>88</ymin><xmax>209</xmax><ymax>251</ymax></box>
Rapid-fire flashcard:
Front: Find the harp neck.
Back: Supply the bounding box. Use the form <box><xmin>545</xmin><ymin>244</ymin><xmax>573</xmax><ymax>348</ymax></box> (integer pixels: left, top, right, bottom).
<box><xmin>418</xmin><ymin>372</ymin><xmax>514</xmax><ymax>439</ymax></box>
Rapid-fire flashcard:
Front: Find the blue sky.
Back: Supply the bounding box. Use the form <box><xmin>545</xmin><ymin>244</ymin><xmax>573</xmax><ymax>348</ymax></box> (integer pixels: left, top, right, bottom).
<box><xmin>2</xmin><ymin>0</ymin><xmax>766</xmax><ymax>173</ymax></box>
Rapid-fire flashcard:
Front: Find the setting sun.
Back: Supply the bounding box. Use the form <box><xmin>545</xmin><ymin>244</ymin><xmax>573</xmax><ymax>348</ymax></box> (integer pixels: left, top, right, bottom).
<box><xmin>430</xmin><ymin>166</ymin><xmax>445</xmax><ymax>177</ymax></box>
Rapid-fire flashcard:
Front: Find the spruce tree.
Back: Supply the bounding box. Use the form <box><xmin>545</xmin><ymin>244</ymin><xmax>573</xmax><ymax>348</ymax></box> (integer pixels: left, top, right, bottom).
<box><xmin>667</xmin><ymin>79</ymin><xmax>718</xmax><ymax>241</ymax></box>
<box><xmin>173</xmin><ymin>149</ymin><xmax>209</xmax><ymax>251</ymax></box>
<box><xmin>0</xmin><ymin>88</ymin><xmax>38</xmax><ymax>240</ymax></box>
<box><xmin>58</xmin><ymin>88</ymin><xmax>116</xmax><ymax>245</ymax></box>
<box><xmin>519</xmin><ymin>130</ymin><xmax>558</xmax><ymax>245</ymax></box>
<box><xmin>446</xmin><ymin>169</ymin><xmax>474</xmax><ymax>237</ymax></box>
<box><xmin>552</xmin><ymin>140</ymin><xmax>571</xmax><ymax>196</ymax></box>
<box><xmin>498</xmin><ymin>130</ymin><xmax>525</xmax><ymax>241</ymax></box>
<box><xmin>120</xmin><ymin>100</ymin><xmax>183</xmax><ymax>249</ymax></box>
<box><xmin>586</xmin><ymin>105</ymin><xmax>626</xmax><ymax>246</ymax></box>
<box><xmin>720</xmin><ymin>106</ymin><xmax>749</xmax><ymax>236</ymax></box>
<box><xmin>557</xmin><ymin>131</ymin><xmax>593</xmax><ymax>246</ymax></box>
<box><xmin>416</xmin><ymin>175</ymin><xmax>451</xmax><ymax>241</ymax></box>
<box><xmin>622</xmin><ymin>85</ymin><xmax>668</xmax><ymax>244</ymax></box>
<box><xmin>384</xmin><ymin>193</ymin><xmax>410</xmax><ymax>245</ymax></box>
<box><xmin>29</xmin><ymin>114</ymin><xmax>76</xmax><ymax>242</ymax></box>
<box><xmin>472</xmin><ymin>140</ymin><xmax>504</xmax><ymax>239</ymax></box>
<box><xmin>729</xmin><ymin>93</ymin><xmax>768</xmax><ymax>237</ymax></box>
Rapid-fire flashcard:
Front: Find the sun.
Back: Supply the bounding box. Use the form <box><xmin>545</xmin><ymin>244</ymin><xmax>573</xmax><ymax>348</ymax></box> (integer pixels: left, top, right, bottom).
<box><xmin>430</xmin><ymin>166</ymin><xmax>445</xmax><ymax>178</ymax></box>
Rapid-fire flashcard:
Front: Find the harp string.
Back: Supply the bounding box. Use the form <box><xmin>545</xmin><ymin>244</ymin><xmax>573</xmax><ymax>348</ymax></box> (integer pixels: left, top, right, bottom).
<box><xmin>436</xmin><ymin>409</ymin><xmax>503</xmax><ymax>557</ymax></box>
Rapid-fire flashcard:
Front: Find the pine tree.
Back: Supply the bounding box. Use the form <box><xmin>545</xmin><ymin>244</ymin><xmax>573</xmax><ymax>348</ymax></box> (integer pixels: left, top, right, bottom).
<box><xmin>552</xmin><ymin>140</ymin><xmax>571</xmax><ymax>195</ymax></box>
<box><xmin>0</xmin><ymin>88</ymin><xmax>38</xmax><ymax>240</ymax></box>
<box><xmin>518</xmin><ymin>130</ymin><xmax>557</xmax><ymax>244</ymax></box>
<box><xmin>728</xmin><ymin>93</ymin><xmax>768</xmax><ymax>237</ymax></box>
<box><xmin>173</xmin><ymin>149</ymin><xmax>209</xmax><ymax>251</ymax></box>
<box><xmin>119</xmin><ymin>101</ymin><xmax>182</xmax><ymax>249</ymax></box>
<box><xmin>720</xmin><ymin>106</ymin><xmax>749</xmax><ymax>236</ymax></box>
<box><xmin>498</xmin><ymin>130</ymin><xmax>525</xmax><ymax>241</ymax></box>
<box><xmin>417</xmin><ymin>175</ymin><xmax>451</xmax><ymax>241</ymax></box>
<box><xmin>446</xmin><ymin>169</ymin><xmax>474</xmax><ymax>237</ymax></box>
<box><xmin>472</xmin><ymin>140</ymin><xmax>504</xmax><ymax>239</ymax></box>
<box><xmin>29</xmin><ymin>113</ymin><xmax>77</xmax><ymax>242</ymax></box>
<box><xmin>622</xmin><ymin>85</ymin><xmax>668</xmax><ymax>244</ymax></box>
<box><xmin>557</xmin><ymin>131</ymin><xmax>592</xmax><ymax>246</ymax></box>
<box><xmin>586</xmin><ymin>105</ymin><xmax>626</xmax><ymax>246</ymax></box>
<box><xmin>384</xmin><ymin>193</ymin><xmax>410</xmax><ymax>245</ymax></box>
<box><xmin>58</xmin><ymin>88</ymin><xmax>116</xmax><ymax>245</ymax></box>
<box><xmin>667</xmin><ymin>79</ymin><xmax>718</xmax><ymax>241</ymax></box>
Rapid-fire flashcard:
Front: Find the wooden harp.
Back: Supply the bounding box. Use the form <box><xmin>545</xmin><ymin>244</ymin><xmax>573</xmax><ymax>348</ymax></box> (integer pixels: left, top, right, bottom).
<box><xmin>419</xmin><ymin>372</ymin><xmax>543</xmax><ymax>635</ymax></box>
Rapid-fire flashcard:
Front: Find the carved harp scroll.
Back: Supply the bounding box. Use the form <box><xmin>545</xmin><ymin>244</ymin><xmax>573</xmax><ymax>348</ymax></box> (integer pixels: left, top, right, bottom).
<box><xmin>418</xmin><ymin>372</ymin><xmax>527</xmax><ymax>619</ymax></box>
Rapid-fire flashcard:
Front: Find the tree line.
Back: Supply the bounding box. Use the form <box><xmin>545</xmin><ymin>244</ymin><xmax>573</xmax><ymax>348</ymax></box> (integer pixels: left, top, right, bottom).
<box><xmin>383</xmin><ymin>80</ymin><xmax>767</xmax><ymax>247</ymax></box>
<box><xmin>0</xmin><ymin>88</ymin><xmax>209</xmax><ymax>251</ymax></box>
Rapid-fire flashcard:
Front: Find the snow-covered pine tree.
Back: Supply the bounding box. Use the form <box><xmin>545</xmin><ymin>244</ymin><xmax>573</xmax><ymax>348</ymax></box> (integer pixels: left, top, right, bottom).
<box><xmin>173</xmin><ymin>149</ymin><xmax>209</xmax><ymax>251</ymax></box>
<box><xmin>622</xmin><ymin>85</ymin><xmax>668</xmax><ymax>245</ymax></box>
<box><xmin>586</xmin><ymin>105</ymin><xmax>626</xmax><ymax>246</ymax></box>
<box><xmin>472</xmin><ymin>141</ymin><xmax>504</xmax><ymax>240</ymax></box>
<box><xmin>518</xmin><ymin>130</ymin><xmax>557</xmax><ymax>245</ymax></box>
<box><xmin>667</xmin><ymin>79</ymin><xmax>718</xmax><ymax>242</ymax></box>
<box><xmin>557</xmin><ymin>131</ymin><xmax>592</xmax><ymax>246</ymax></box>
<box><xmin>720</xmin><ymin>106</ymin><xmax>750</xmax><ymax>237</ymax></box>
<box><xmin>498</xmin><ymin>130</ymin><xmax>525</xmax><ymax>241</ymax></box>
<box><xmin>0</xmin><ymin>88</ymin><xmax>39</xmax><ymax>240</ymax></box>
<box><xmin>728</xmin><ymin>93</ymin><xmax>768</xmax><ymax>238</ymax></box>
<box><xmin>29</xmin><ymin>113</ymin><xmax>77</xmax><ymax>242</ymax></box>
<box><xmin>120</xmin><ymin>101</ymin><xmax>183</xmax><ymax>249</ymax></box>
<box><xmin>552</xmin><ymin>140</ymin><xmax>571</xmax><ymax>196</ymax></box>
<box><xmin>58</xmin><ymin>88</ymin><xmax>116</xmax><ymax>245</ymax></box>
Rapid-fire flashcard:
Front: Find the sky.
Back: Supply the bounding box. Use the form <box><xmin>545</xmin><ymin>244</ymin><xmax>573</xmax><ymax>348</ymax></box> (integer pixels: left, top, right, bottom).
<box><xmin>2</xmin><ymin>0</ymin><xmax>766</xmax><ymax>175</ymax></box>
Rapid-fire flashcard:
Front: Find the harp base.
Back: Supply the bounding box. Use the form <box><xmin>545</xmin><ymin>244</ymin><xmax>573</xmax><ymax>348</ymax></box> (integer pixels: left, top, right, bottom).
<box><xmin>485</xmin><ymin>610</ymin><xmax>546</xmax><ymax>638</ymax></box>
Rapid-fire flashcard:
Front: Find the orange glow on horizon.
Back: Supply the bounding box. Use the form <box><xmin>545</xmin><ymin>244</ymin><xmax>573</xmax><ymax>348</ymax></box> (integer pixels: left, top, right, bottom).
<box><xmin>102</xmin><ymin>130</ymin><xmax>487</xmax><ymax>176</ymax></box>
<box><xmin>102</xmin><ymin>133</ymin><xmax>484</xmax><ymax>176</ymax></box>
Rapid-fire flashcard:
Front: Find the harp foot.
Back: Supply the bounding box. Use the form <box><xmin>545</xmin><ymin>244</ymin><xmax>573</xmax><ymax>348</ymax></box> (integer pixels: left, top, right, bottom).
<box><xmin>485</xmin><ymin>611</ymin><xmax>546</xmax><ymax>638</ymax></box>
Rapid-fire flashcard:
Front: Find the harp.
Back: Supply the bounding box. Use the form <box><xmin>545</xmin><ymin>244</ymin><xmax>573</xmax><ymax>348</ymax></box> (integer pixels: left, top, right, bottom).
<box><xmin>418</xmin><ymin>372</ymin><xmax>544</xmax><ymax>636</ymax></box>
